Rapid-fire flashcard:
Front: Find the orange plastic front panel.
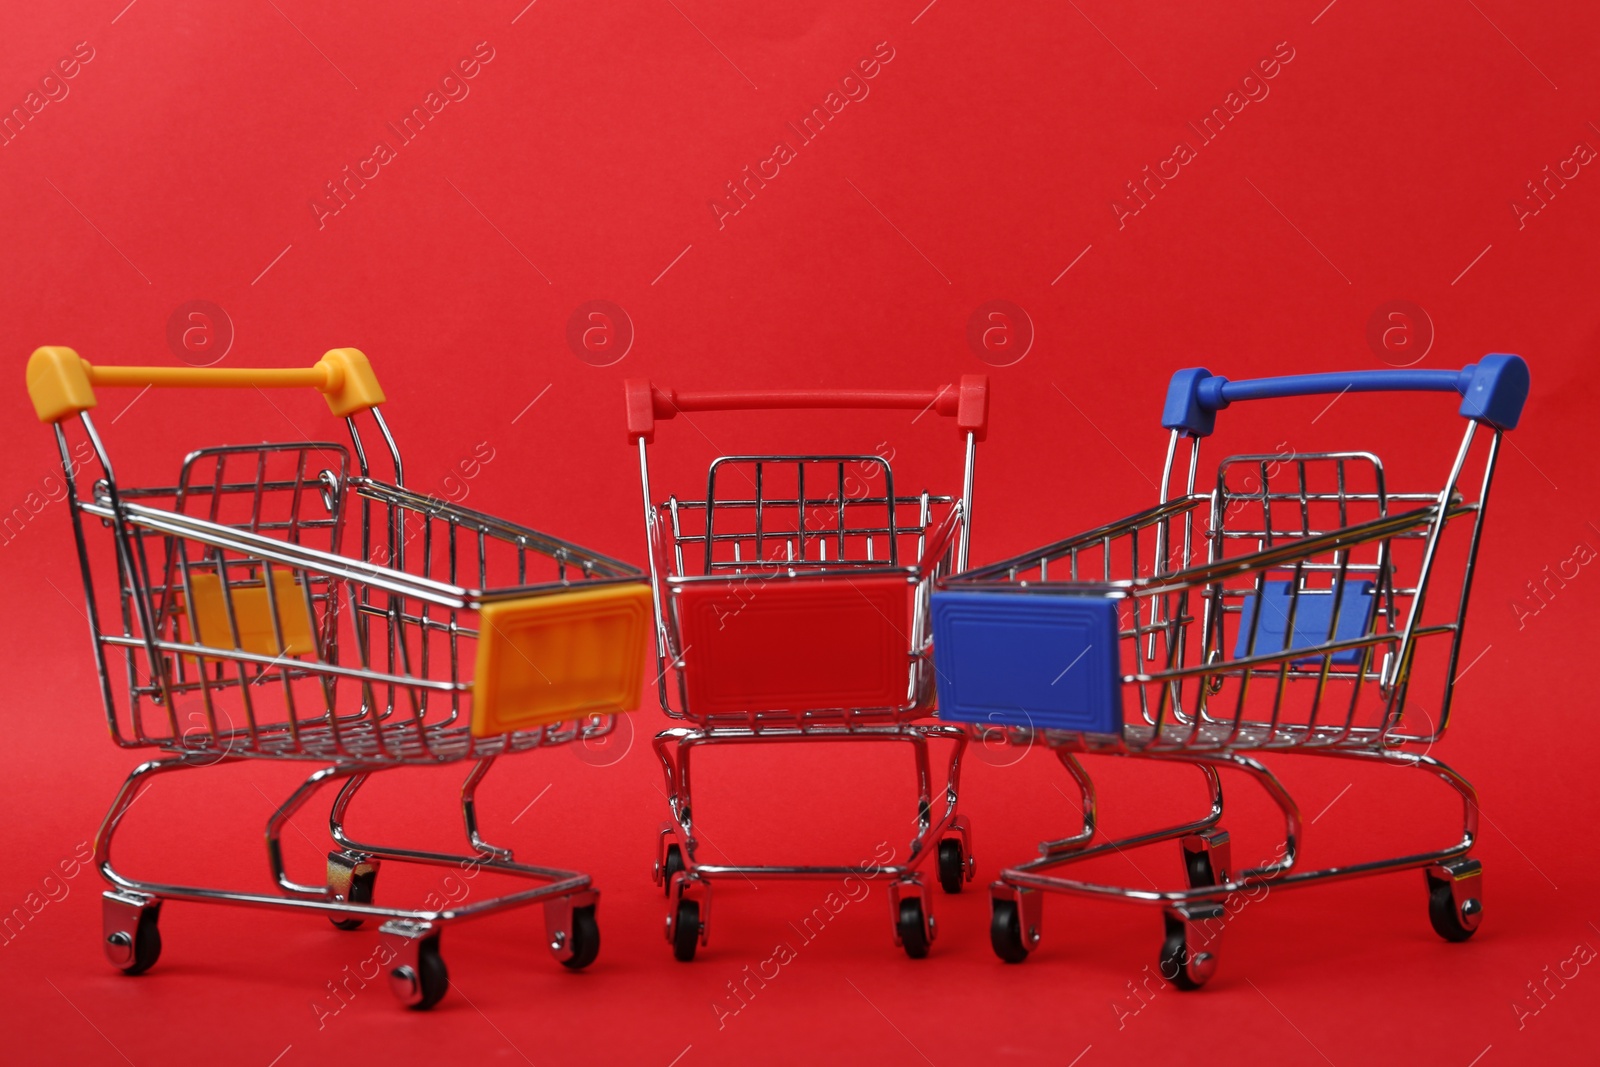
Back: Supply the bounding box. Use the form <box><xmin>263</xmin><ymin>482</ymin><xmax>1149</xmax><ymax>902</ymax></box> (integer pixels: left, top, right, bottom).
<box><xmin>673</xmin><ymin>573</ymin><xmax>911</xmax><ymax>716</ymax></box>
<box><xmin>186</xmin><ymin>571</ymin><xmax>316</xmax><ymax>657</ymax></box>
<box><xmin>471</xmin><ymin>583</ymin><xmax>653</xmax><ymax>737</ymax></box>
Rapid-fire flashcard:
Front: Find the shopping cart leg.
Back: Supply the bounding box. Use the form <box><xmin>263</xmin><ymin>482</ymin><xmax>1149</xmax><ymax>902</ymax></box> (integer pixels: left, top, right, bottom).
<box><xmin>908</xmin><ymin>732</ymin><xmax>963</xmax><ymax>897</ymax></box>
<box><xmin>1417</xmin><ymin>752</ymin><xmax>1484</xmax><ymax>941</ymax></box>
<box><xmin>652</xmin><ymin>728</ymin><xmax>696</xmax><ymax>870</ymax></box>
<box><xmin>889</xmin><ymin>876</ymin><xmax>934</xmax><ymax>959</ymax></box>
<box><xmin>461</xmin><ymin>757</ymin><xmax>516</xmax><ymax>862</ymax></box>
<box><xmin>1159</xmin><ymin>753</ymin><xmax>1299</xmax><ymax>882</ymax></box>
<box><xmin>900</xmin><ymin>725</ymin><xmax>972</xmax><ymax>897</ymax></box>
<box><xmin>927</xmin><ymin>728</ymin><xmax>974</xmax><ymax>894</ymax></box>
<box><xmin>267</xmin><ymin>765</ymin><xmax>372</xmax><ymax>898</ymax></box>
<box><xmin>1177</xmin><ymin>768</ymin><xmax>1230</xmax><ymax>889</ymax></box>
<box><xmin>655</xmin><ymin>822</ymin><xmax>685</xmax><ymax>896</ymax></box>
<box><xmin>912</xmin><ymin>732</ymin><xmax>935</xmax><ymax>849</ymax></box>
<box><xmin>652</xmin><ymin>730</ymin><xmax>690</xmax><ymax>834</ymax></box>
<box><xmin>654</xmin><ymin>728</ymin><xmax>712</xmax><ymax>961</ymax></box>
<box><xmin>1038</xmin><ymin>750</ymin><xmax>1098</xmax><ymax>855</ymax></box>
<box><xmin>93</xmin><ymin>754</ymin><xmax>212</xmax><ymax>976</ymax></box>
<box><xmin>1149</xmin><ymin>754</ymin><xmax>1288</xmax><ymax>990</ymax></box>
<box><xmin>325</xmin><ymin>773</ymin><xmax>383</xmax><ymax>930</ymax></box>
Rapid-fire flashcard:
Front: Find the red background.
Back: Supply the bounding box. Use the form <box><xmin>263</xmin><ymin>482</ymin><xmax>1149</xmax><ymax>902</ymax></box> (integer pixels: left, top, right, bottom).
<box><xmin>2</xmin><ymin>1</ymin><xmax>1596</xmax><ymax>1064</ymax></box>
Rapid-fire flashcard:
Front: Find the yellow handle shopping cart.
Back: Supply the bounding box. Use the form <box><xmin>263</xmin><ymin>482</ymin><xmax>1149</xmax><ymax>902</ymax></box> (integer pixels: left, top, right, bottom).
<box><xmin>28</xmin><ymin>346</ymin><xmax>652</xmax><ymax>1010</ymax></box>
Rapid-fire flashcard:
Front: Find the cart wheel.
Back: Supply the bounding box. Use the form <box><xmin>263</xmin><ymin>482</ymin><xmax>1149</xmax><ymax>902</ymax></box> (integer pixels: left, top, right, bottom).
<box><xmin>1183</xmin><ymin>848</ymin><xmax>1216</xmax><ymax>888</ymax></box>
<box><xmin>330</xmin><ymin>866</ymin><xmax>378</xmax><ymax>931</ymax></box>
<box><xmin>560</xmin><ymin>904</ymin><xmax>601</xmax><ymax>970</ymax></box>
<box><xmin>937</xmin><ymin>839</ymin><xmax>967</xmax><ymax>895</ymax></box>
<box><xmin>661</xmin><ymin>844</ymin><xmax>685</xmax><ymax>897</ymax></box>
<box><xmin>1159</xmin><ymin>916</ymin><xmax>1215</xmax><ymax>991</ymax></box>
<box><xmin>989</xmin><ymin>899</ymin><xmax>1030</xmax><ymax>964</ymax></box>
<box><xmin>1427</xmin><ymin>872</ymin><xmax>1482</xmax><ymax>942</ymax></box>
<box><xmin>897</xmin><ymin>898</ymin><xmax>930</xmax><ymax>960</ymax></box>
<box><xmin>672</xmin><ymin>899</ymin><xmax>700</xmax><ymax>962</ymax></box>
<box><xmin>114</xmin><ymin>908</ymin><xmax>162</xmax><ymax>976</ymax></box>
<box><xmin>104</xmin><ymin>893</ymin><xmax>162</xmax><ymax>975</ymax></box>
<box><xmin>1180</xmin><ymin>828</ymin><xmax>1230</xmax><ymax>889</ymax></box>
<box><xmin>390</xmin><ymin>936</ymin><xmax>449</xmax><ymax>1011</ymax></box>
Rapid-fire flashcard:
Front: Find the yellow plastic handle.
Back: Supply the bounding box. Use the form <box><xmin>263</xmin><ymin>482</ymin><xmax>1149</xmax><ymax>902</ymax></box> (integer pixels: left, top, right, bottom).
<box><xmin>25</xmin><ymin>346</ymin><xmax>386</xmax><ymax>423</ymax></box>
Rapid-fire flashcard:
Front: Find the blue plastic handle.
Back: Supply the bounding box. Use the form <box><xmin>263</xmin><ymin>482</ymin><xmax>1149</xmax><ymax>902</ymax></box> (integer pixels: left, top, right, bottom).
<box><xmin>1161</xmin><ymin>354</ymin><xmax>1529</xmax><ymax>437</ymax></box>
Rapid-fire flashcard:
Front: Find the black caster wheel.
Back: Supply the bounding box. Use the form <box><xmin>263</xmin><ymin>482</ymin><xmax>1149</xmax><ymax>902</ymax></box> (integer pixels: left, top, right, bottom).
<box><xmin>937</xmin><ymin>839</ymin><xmax>967</xmax><ymax>895</ymax></box>
<box><xmin>1159</xmin><ymin>914</ymin><xmax>1217</xmax><ymax>991</ymax></box>
<box><xmin>413</xmin><ymin>940</ymin><xmax>450</xmax><ymax>1011</ymax></box>
<box><xmin>1180</xmin><ymin>829</ymin><xmax>1230</xmax><ymax>889</ymax></box>
<box><xmin>672</xmin><ymin>899</ymin><xmax>700</xmax><ymax>962</ymax></box>
<box><xmin>897</xmin><ymin>898</ymin><xmax>930</xmax><ymax>960</ymax></box>
<box><xmin>330</xmin><ymin>865</ymin><xmax>378</xmax><ymax>931</ymax></box>
<box><xmin>115</xmin><ymin>908</ymin><xmax>162</xmax><ymax>976</ymax></box>
<box><xmin>661</xmin><ymin>844</ymin><xmax>685</xmax><ymax>897</ymax></box>
<box><xmin>1427</xmin><ymin>873</ymin><xmax>1482</xmax><ymax>942</ymax></box>
<box><xmin>561</xmin><ymin>905</ymin><xmax>601</xmax><ymax>970</ymax></box>
<box><xmin>1160</xmin><ymin>932</ymin><xmax>1204</xmax><ymax>991</ymax></box>
<box><xmin>1183</xmin><ymin>847</ymin><xmax>1217</xmax><ymax>888</ymax></box>
<box><xmin>390</xmin><ymin>937</ymin><xmax>449</xmax><ymax>1011</ymax></box>
<box><xmin>990</xmin><ymin>899</ymin><xmax>1030</xmax><ymax>964</ymax></box>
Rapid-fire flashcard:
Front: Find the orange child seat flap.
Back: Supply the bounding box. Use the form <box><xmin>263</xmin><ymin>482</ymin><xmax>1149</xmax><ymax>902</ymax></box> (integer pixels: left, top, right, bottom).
<box><xmin>471</xmin><ymin>583</ymin><xmax>653</xmax><ymax>737</ymax></box>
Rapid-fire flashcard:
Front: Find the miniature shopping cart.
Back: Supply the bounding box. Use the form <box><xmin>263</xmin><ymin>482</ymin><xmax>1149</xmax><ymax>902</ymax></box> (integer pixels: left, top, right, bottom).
<box><xmin>27</xmin><ymin>346</ymin><xmax>652</xmax><ymax>1010</ymax></box>
<box><xmin>627</xmin><ymin>378</ymin><xmax>986</xmax><ymax>959</ymax></box>
<box><xmin>931</xmin><ymin>357</ymin><xmax>1528</xmax><ymax>987</ymax></box>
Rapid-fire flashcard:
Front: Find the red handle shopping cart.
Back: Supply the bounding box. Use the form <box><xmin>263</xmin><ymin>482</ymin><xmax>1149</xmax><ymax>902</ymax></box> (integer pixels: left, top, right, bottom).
<box><xmin>627</xmin><ymin>377</ymin><xmax>986</xmax><ymax>959</ymax></box>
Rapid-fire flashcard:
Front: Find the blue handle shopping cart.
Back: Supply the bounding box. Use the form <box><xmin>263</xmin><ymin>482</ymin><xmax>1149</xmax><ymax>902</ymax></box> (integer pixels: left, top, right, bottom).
<box><xmin>931</xmin><ymin>356</ymin><xmax>1528</xmax><ymax>988</ymax></box>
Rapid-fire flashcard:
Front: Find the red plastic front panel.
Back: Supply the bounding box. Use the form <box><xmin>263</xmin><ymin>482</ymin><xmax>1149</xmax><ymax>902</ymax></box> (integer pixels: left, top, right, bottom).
<box><xmin>672</xmin><ymin>573</ymin><xmax>911</xmax><ymax>716</ymax></box>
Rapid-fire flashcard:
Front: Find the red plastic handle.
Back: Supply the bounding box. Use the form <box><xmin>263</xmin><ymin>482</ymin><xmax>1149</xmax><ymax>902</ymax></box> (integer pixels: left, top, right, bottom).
<box><xmin>625</xmin><ymin>377</ymin><xmax>988</xmax><ymax>443</ymax></box>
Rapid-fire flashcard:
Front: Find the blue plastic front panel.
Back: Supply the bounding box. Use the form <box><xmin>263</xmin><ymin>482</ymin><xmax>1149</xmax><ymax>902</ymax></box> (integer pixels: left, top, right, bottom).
<box><xmin>931</xmin><ymin>591</ymin><xmax>1123</xmax><ymax>734</ymax></box>
<box><xmin>1233</xmin><ymin>580</ymin><xmax>1376</xmax><ymax>666</ymax></box>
